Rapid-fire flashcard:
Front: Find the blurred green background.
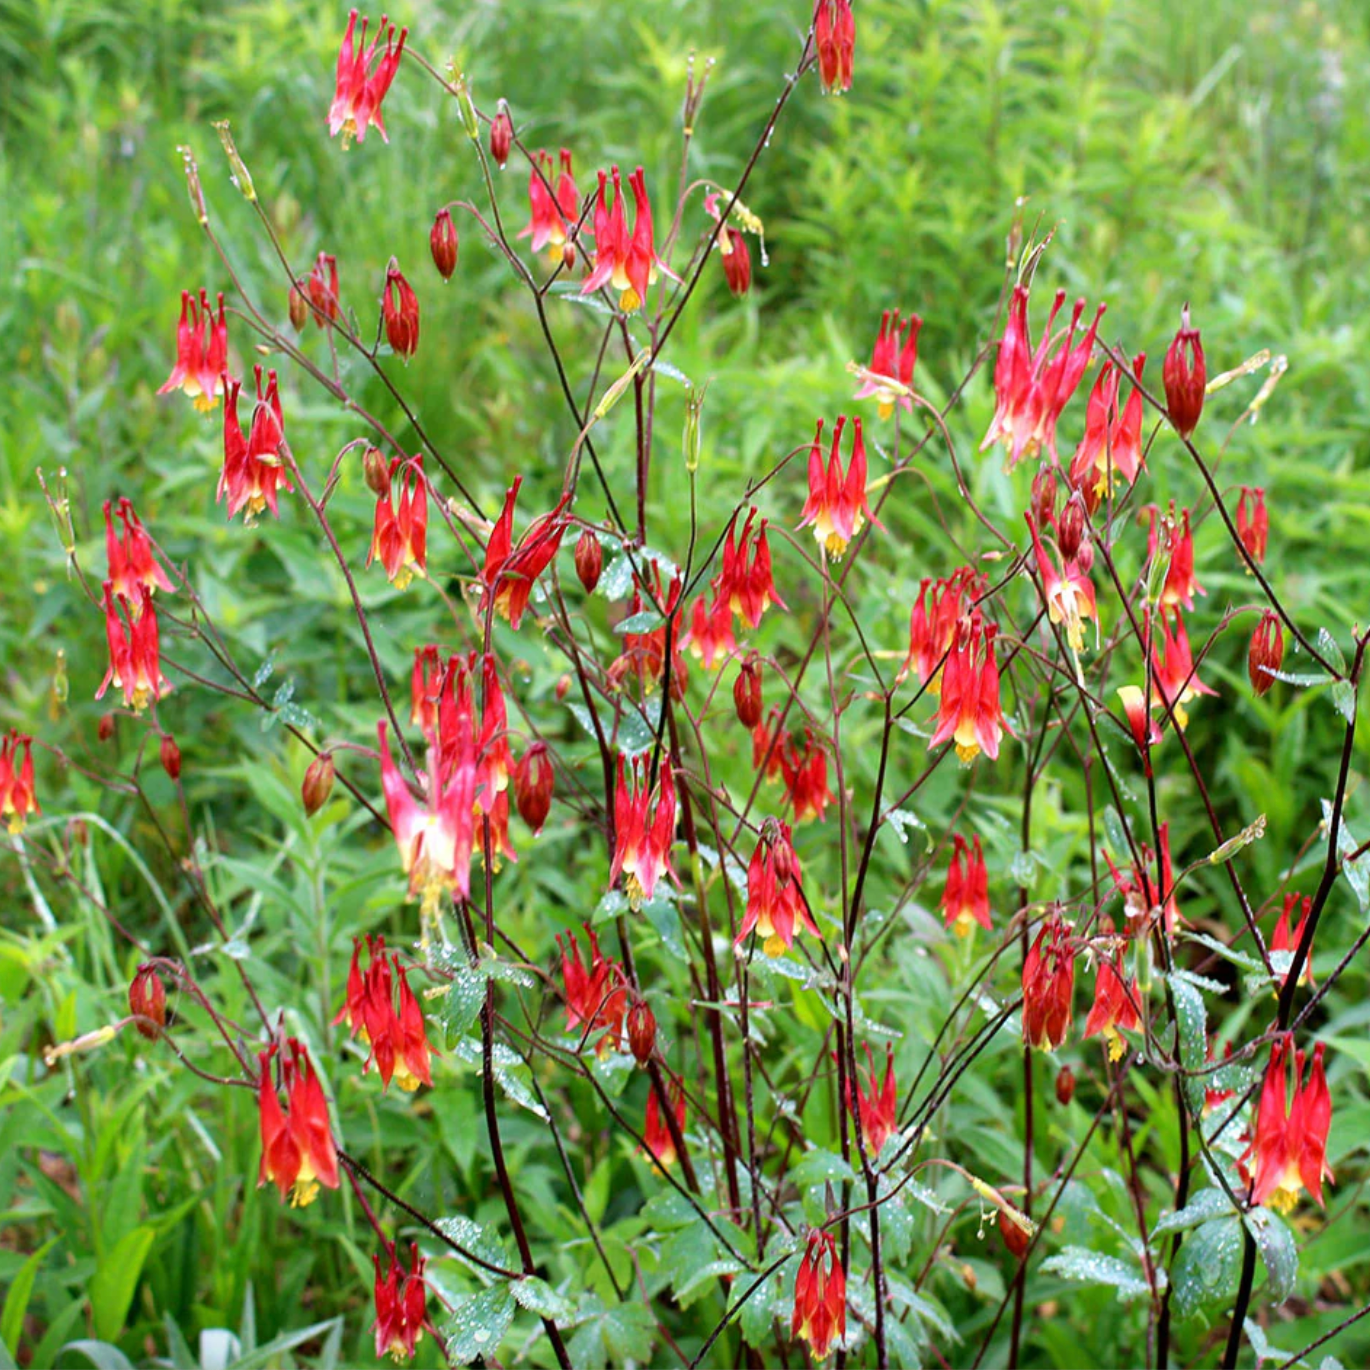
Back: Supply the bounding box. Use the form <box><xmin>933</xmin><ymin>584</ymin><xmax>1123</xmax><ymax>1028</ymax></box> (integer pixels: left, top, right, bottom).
<box><xmin>4</xmin><ymin>0</ymin><xmax>1370</xmax><ymax>1366</ymax></box>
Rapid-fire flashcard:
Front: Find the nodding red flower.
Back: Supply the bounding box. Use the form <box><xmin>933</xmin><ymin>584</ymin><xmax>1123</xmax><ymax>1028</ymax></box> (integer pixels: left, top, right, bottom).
<box><xmin>513</xmin><ymin>741</ymin><xmax>554</xmax><ymax>834</ymax></box>
<box><xmin>334</xmin><ymin>937</ymin><xmax>433</xmax><ymax>1091</ymax></box>
<box><xmin>1163</xmin><ymin>303</ymin><xmax>1206</xmax><ymax>440</ymax></box>
<box><xmin>367</xmin><ymin>456</ymin><xmax>427</xmax><ymax>590</ymax></box>
<box><xmin>1150</xmin><ymin>505</ymin><xmax>1205</xmax><ymax>612</ymax></box>
<box><xmin>1056</xmin><ymin>1065</ymin><xmax>1076</xmax><ymax>1105</ymax></box>
<box><xmin>96</xmin><ymin>582</ymin><xmax>171</xmax><ymax>714</ymax></box>
<box><xmin>1022</xmin><ymin>914</ymin><xmax>1075</xmax><ymax>1051</ymax></box>
<box><xmin>1068</xmin><ymin>352</ymin><xmax>1147</xmax><ymax>502</ymax></box>
<box><xmin>557</xmin><ymin>925</ymin><xmax>627</xmax><ymax>1055</ymax></box>
<box><xmin>681</xmin><ymin>594</ymin><xmax>736</xmax><ymax>670</ymax></box>
<box><xmin>1271</xmin><ymin>893</ymin><xmax>1314</xmax><ymax>987</ymax></box>
<box><xmin>519</xmin><ymin>149</ymin><xmax>580</xmax><ymax>262</ymax></box>
<box><xmin>999</xmin><ymin>1209</ymin><xmax>1031</xmax><ymax>1259</ymax></box>
<box><xmin>703</xmin><ymin>190</ymin><xmax>754</xmax><ymax>298</ymax></box>
<box><xmin>942</xmin><ymin>834</ymin><xmax>991</xmax><ymax>937</ymax></box>
<box><xmin>610</xmin><ymin>755</ymin><xmax>677</xmax><ymax>908</ymax></box>
<box><xmin>1245</xmin><ymin>1037</ymin><xmax>1333</xmax><ymax>1213</ymax></box>
<box><xmin>734</xmin><ymin>656</ymin><xmax>764</xmax><ymax>730</ymax></box>
<box><xmin>752</xmin><ymin>707</ymin><xmax>790</xmax><ymax>782</ymax></box>
<box><xmin>382</xmin><ymin>262</ymin><xmax>420</xmax><ymax>359</ymax></box>
<box><xmin>429</xmin><ymin>209</ymin><xmax>458</xmax><ymax>280</ymax></box>
<box><xmin>980</xmin><ymin>286</ymin><xmax>1105</xmax><ymax>470</ymax></box>
<box><xmin>643</xmin><ymin>1077</ymin><xmax>686</xmax><ymax>1170</ymax></box>
<box><xmin>1249</xmin><ymin>610</ymin><xmax>1284</xmax><ymax>697</ymax></box>
<box><xmin>0</xmin><ymin>731</ymin><xmax>40</xmax><ymax>835</ymax></box>
<box><xmin>104</xmin><ymin>498</ymin><xmax>173</xmax><ymax>601</ymax></box>
<box><xmin>608</xmin><ymin>570</ymin><xmax>685</xmax><ymax>697</ymax></box>
<box><xmin>157</xmin><ymin>289</ymin><xmax>228</xmax><ymax>412</ymax></box>
<box><xmin>739</xmin><ymin>819</ymin><xmax>818</xmax><ymax>957</ymax></box>
<box><xmin>160</xmin><ymin>733</ymin><xmax>182</xmax><ymax>780</ymax></box>
<box><xmin>1116</xmin><ymin>685</ymin><xmax>1162</xmax><ymax>775</ymax></box>
<box><xmin>328</xmin><ymin>9</ymin><xmax>407</xmax><ymax>148</ymax></box>
<box><xmin>627</xmin><ymin>999</ymin><xmax>656</xmax><ymax>1066</ymax></box>
<box><xmin>219</xmin><ymin>368</ymin><xmax>293</xmax><ymax>523</ymax></box>
<box><xmin>410</xmin><ymin>645</ymin><xmax>443</xmax><ymax>737</ymax></box>
<box><xmin>902</xmin><ymin>567</ymin><xmax>980</xmax><ymax>694</ymax></box>
<box><xmin>1149</xmin><ymin>607</ymin><xmax>1216</xmax><ymax>731</ymax></box>
<box><xmin>489</xmin><ymin>103</ymin><xmax>513</xmax><ymax>168</ymax></box>
<box><xmin>574</xmin><ymin>529</ymin><xmax>603</xmax><ymax>593</ymax></box>
<box><xmin>307</xmin><ymin>252</ymin><xmax>340</xmax><ymax>325</ymax></box>
<box><xmin>847</xmin><ymin>1043</ymin><xmax>898</xmax><ymax>1157</ymax></box>
<box><xmin>1084</xmin><ymin>949</ymin><xmax>1141</xmax><ymax>1061</ymax></box>
<box><xmin>372</xmin><ymin>1243</ymin><xmax>434</xmax><ymax>1362</ymax></box>
<box><xmin>1105</xmin><ymin>821</ymin><xmax>1180</xmax><ymax>936</ymax></box>
<box><xmin>1236</xmin><ymin>486</ymin><xmax>1268</xmax><ymax>566</ymax></box>
<box><xmin>582</xmin><ymin>165</ymin><xmax>676</xmax><ymax>314</ymax></box>
<box><xmin>780</xmin><ymin>730</ymin><xmax>834</xmax><ymax>825</ymax></box>
<box><xmin>799</xmin><ymin>416</ymin><xmax>878</xmax><ymax>559</ymax></box>
<box><xmin>257</xmin><ymin>1039</ymin><xmax>339</xmax><ymax>1208</ymax></box>
<box><xmin>813</xmin><ymin>0</ymin><xmax>856</xmax><ymax>95</ymax></box>
<box><xmin>854</xmin><ymin>310</ymin><xmax>922</xmax><ymax>419</ymax></box>
<box><xmin>480</xmin><ymin>477</ymin><xmax>572</xmax><ymax>630</ymax></box>
<box><xmin>714</xmin><ymin>508</ymin><xmax>787</xmax><ymax>629</ymax></box>
<box><xmin>128</xmin><ymin>965</ymin><xmax>166</xmax><ymax>1039</ymax></box>
<box><xmin>792</xmin><ymin>1229</ymin><xmax>846</xmax><ymax>1360</ymax></box>
<box><xmin>1026</xmin><ymin>512</ymin><xmax>1097</xmax><ymax>654</ymax></box>
<box><xmin>929</xmin><ymin>612</ymin><xmax>1009</xmax><ymax>765</ymax></box>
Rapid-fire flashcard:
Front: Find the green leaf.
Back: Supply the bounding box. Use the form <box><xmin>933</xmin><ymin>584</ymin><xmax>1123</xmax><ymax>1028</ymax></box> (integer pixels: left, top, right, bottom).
<box><xmin>511</xmin><ymin>1275</ymin><xmax>574</xmax><ymax>1321</ymax></box>
<box><xmin>88</xmin><ymin>1224</ymin><xmax>155</xmax><ymax>1342</ymax></box>
<box><xmin>435</xmin><ymin>1216</ymin><xmax>513</xmax><ymax>1273</ymax></box>
<box><xmin>1040</xmin><ymin>1247</ymin><xmax>1152</xmax><ymax>1302</ymax></box>
<box><xmin>614</xmin><ymin>610</ymin><xmax>665</xmax><ymax>635</ymax></box>
<box><xmin>1245</xmin><ymin>1207</ymin><xmax>1298</xmax><ymax>1305</ymax></box>
<box><xmin>1167</xmin><ymin>971</ymin><xmax>1208</xmax><ymax>1116</ymax></box>
<box><xmin>1323</xmin><ymin>800</ymin><xmax>1370</xmax><ymax>910</ymax></box>
<box><xmin>788</xmin><ymin>1148</ymin><xmax>856</xmax><ymax>1187</ymax></box>
<box><xmin>1330</xmin><ymin>680</ymin><xmax>1357</xmax><ymax>724</ymax></box>
<box><xmin>56</xmin><ymin>1343</ymin><xmax>135</xmax><ymax>1370</ymax></box>
<box><xmin>2</xmin><ymin>1236</ymin><xmax>57</xmax><ymax>1354</ymax></box>
<box><xmin>1170</xmin><ymin>1215</ymin><xmax>1245</xmax><ymax>1320</ymax></box>
<box><xmin>445</xmin><ymin>1286</ymin><xmax>516</xmax><ymax>1366</ymax></box>
<box><xmin>231</xmin><ymin>1319</ymin><xmax>344</xmax><ymax>1370</ymax></box>
<box><xmin>1152</xmin><ymin>1188</ymin><xmax>1233</xmax><ymax>1236</ymax></box>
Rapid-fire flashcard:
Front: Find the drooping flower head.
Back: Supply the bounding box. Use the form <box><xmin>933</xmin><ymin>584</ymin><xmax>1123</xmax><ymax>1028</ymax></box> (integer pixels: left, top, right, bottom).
<box><xmin>1148</xmin><ymin>607</ymin><xmax>1217</xmax><ymax>731</ymax></box>
<box><xmin>0</xmin><ymin>732</ymin><xmax>40</xmax><ymax>835</ymax></box>
<box><xmin>929</xmin><ymin>612</ymin><xmax>1009</xmax><ymax>764</ymax></box>
<box><xmin>328</xmin><ymin>10</ymin><xmax>407</xmax><ymax>148</ymax></box>
<box><xmin>607</xmin><ymin>568</ymin><xmax>685</xmax><ymax>698</ymax></box>
<box><xmin>96</xmin><ymin>583</ymin><xmax>171</xmax><ymax>713</ymax></box>
<box><xmin>368</xmin><ymin>455</ymin><xmax>428</xmax><ymax>589</ymax></box>
<box><xmin>1026</xmin><ymin>512</ymin><xmax>1097</xmax><ymax>654</ymax></box>
<box><xmin>713</xmin><ymin>508</ymin><xmax>787</xmax><ymax>629</ymax></box>
<box><xmin>902</xmin><ymin>567</ymin><xmax>981</xmax><ymax>694</ymax></box>
<box><xmin>104</xmin><ymin>498</ymin><xmax>174</xmax><ymax>601</ymax></box>
<box><xmin>218</xmin><ymin>368</ymin><xmax>293</xmax><ymax>523</ymax></box>
<box><xmin>1163</xmin><ymin>303</ymin><xmax>1206</xmax><ymax>440</ymax></box>
<box><xmin>643</xmin><ymin>1076</ymin><xmax>686</xmax><ymax>1170</ymax></box>
<box><xmin>257</xmin><ymin>1039</ymin><xmax>340</xmax><ymax>1208</ymax></box>
<box><xmin>307</xmin><ymin>252</ymin><xmax>340</xmax><ymax>325</ymax></box>
<box><xmin>558</xmin><ymin>925</ymin><xmax>627</xmax><ymax>1055</ymax></box>
<box><xmin>1068</xmin><ymin>352</ymin><xmax>1147</xmax><ymax>503</ymax></box>
<box><xmin>582</xmin><ymin>166</ymin><xmax>676</xmax><ymax>313</ymax></box>
<box><xmin>479</xmin><ymin>477</ymin><xmax>571</xmax><ymax>629</ymax></box>
<box><xmin>681</xmin><ymin>594</ymin><xmax>736</xmax><ymax>670</ymax></box>
<box><xmin>1236</xmin><ymin>486</ymin><xmax>1268</xmax><ymax>567</ymax></box>
<box><xmin>157</xmin><ymin>289</ymin><xmax>228</xmax><ymax>412</ymax></box>
<box><xmin>854</xmin><ymin>310</ymin><xmax>922</xmax><ymax>419</ymax></box>
<box><xmin>798</xmin><ymin>416</ymin><xmax>878</xmax><ymax>559</ymax></box>
<box><xmin>513</xmin><ymin>741</ymin><xmax>555</xmax><ymax>834</ymax></box>
<box><xmin>372</xmin><ymin>1243</ymin><xmax>434</xmax><ymax>1362</ymax></box>
<box><xmin>1022</xmin><ymin>913</ymin><xmax>1075</xmax><ymax>1051</ymax></box>
<box><xmin>1245</xmin><ymin>1037</ymin><xmax>1333</xmax><ymax>1213</ymax></box>
<box><xmin>1249</xmin><ymin>610</ymin><xmax>1284</xmax><ymax>697</ymax></box>
<box><xmin>813</xmin><ymin>0</ymin><xmax>856</xmax><ymax>95</ymax></box>
<box><xmin>738</xmin><ymin>819</ymin><xmax>818</xmax><ymax>957</ymax></box>
<box><xmin>1083</xmin><ymin>947</ymin><xmax>1141</xmax><ymax>1061</ymax></box>
<box><xmin>942</xmin><ymin>834</ymin><xmax>991</xmax><ymax>937</ymax></box>
<box><xmin>780</xmin><ymin>729</ymin><xmax>834</xmax><ymax>824</ymax></box>
<box><xmin>1270</xmin><ymin>893</ymin><xmax>1314</xmax><ymax>988</ymax></box>
<box><xmin>382</xmin><ymin>262</ymin><xmax>420</xmax><ymax>359</ymax></box>
<box><xmin>792</xmin><ymin>1229</ymin><xmax>846</xmax><ymax>1359</ymax></box>
<box><xmin>1150</xmin><ymin>505</ymin><xmax>1205</xmax><ymax>613</ymax></box>
<box><xmin>333</xmin><ymin>937</ymin><xmax>433</xmax><ymax>1091</ymax></box>
<box><xmin>610</xmin><ymin>755</ymin><xmax>677</xmax><ymax>908</ymax></box>
<box><xmin>847</xmin><ymin>1043</ymin><xmax>897</xmax><ymax>1157</ymax></box>
<box><xmin>518</xmin><ymin>149</ymin><xmax>581</xmax><ymax>263</ymax></box>
<box><xmin>1103</xmin><ymin>821</ymin><xmax>1181</xmax><ymax>936</ymax></box>
<box><xmin>1116</xmin><ymin>685</ymin><xmax>1162</xmax><ymax>775</ymax></box>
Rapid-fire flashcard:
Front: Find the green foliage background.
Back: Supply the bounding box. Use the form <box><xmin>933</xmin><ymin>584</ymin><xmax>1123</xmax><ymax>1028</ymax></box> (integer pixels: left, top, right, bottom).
<box><xmin>3</xmin><ymin>0</ymin><xmax>1370</xmax><ymax>1366</ymax></box>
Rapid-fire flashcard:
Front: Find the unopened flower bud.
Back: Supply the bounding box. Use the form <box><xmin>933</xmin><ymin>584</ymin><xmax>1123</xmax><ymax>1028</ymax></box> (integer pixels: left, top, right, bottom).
<box><xmin>1055</xmin><ymin>1065</ymin><xmax>1075</xmax><ymax>1105</ymax></box>
<box><xmin>1057</xmin><ymin>497</ymin><xmax>1086</xmax><ymax>563</ymax></box>
<box><xmin>160</xmin><ymin>734</ymin><xmax>182</xmax><ymax>780</ymax></box>
<box><xmin>555</xmin><ymin>674</ymin><xmax>572</xmax><ymax>702</ymax></box>
<box><xmin>771</xmin><ymin>832</ymin><xmax>794</xmax><ymax>887</ymax></box>
<box><xmin>574</xmin><ymin>530</ymin><xmax>602</xmax><ymax>593</ymax></box>
<box><xmin>302</xmin><ymin>752</ymin><xmax>336</xmax><ymax>815</ymax></box>
<box><xmin>430</xmin><ymin>209</ymin><xmax>458</xmax><ymax>281</ymax></box>
<box><xmin>1075</xmin><ymin>535</ymin><xmax>1095</xmax><ymax>573</ymax></box>
<box><xmin>382</xmin><ymin>262</ymin><xmax>420</xmax><ymax>360</ymax></box>
<box><xmin>1031</xmin><ymin>468</ymin><xmax>1058</xmax><ymax>529</ymax></box>
<box><xmin>734</xmin><ymin>656</ymin><xmax>763</xmax><ymax>729</ymax></box>
<box><xmin>1163</xmin><ymin>304</ymin><xmax>1206</xmax><ymax>440</ymax></box>
<box><xmin>561</xmin><ymin>239</ymin><xmax>577</xmax><ymax>272</ymax></box>
<box><xmin>98</xmin><ymin>713</ymin><xmax>117</xmax><ymax>743</ymax></box>
<box><xmin>721</xmin><ymin>227</ymin><xmax>752</xmax><ymax>297</ymax></box>
<box><xmin>1248</xmin><ymin>611</ymin><xmax>1284</xmax><ymax>697</ymax></box>
<box><xmin>998</xmin><ymin>1208</ymin><xmax>1030</xmax><ymax>1259</ymax></box>
<box><xmin>627</xmin><ymin>1000</ymin><xmax>656</xmax><ymax>1066</ymax></box>
<box><xmin>513</xmin><ymin>742</ymin><xmax>554</xmax><ymax>834</ymax></box>
<box><xmin>129</xmin><ymin>965</ymin><xmax>167</xmax><ymax>1040</ymax></box>
<box><xmin>490</xmin><ymin>103</ymin><xmax>513</xmax><ymax>168</ymax></box>
<box><xmin>288</xmin><ymin>283</ymin><xmax>308</xmax><ymax>331</ymax></box>
<box><xmin>363</xmin><ymin>445</ymin><xmax>391</xmax><ymax>496</ymax></box>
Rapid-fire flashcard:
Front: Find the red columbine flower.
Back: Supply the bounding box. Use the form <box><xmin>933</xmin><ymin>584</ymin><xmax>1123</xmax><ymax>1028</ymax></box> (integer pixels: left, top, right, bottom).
<box><xmin>157</xmin><ymin>289</ymin><xmax>228</xmax><ymax>412</ymax></box>
<box><xmin>980</xmin><ymin>286</ymin><xmax>1105</xmax><ymax>470</ymax></box>
<box><xmin>1151</xmin><ymin>505</ymin><xmax>1205</xmax><ymax>612</ymax></box>
<box><xmin>703</xmin><ymin>190</ymin><xmax>754</xmax><ymax>297</ymax></box>
<box><xmin>519</xmin><ymin>149</ymin><xmax>580</xmax><ymax>263</ymax></box>
<box><xmin>1023</xmin><ymin>914</ymin><xmax>1075</xmax><ymax>1051</ymax></box>
<box><xmin>792</xmin><ymin>1230</ymin><xmax>845</xmax><ymax>1360</ymax></box>
<box><xmin>1236</xmin><ymin>486</ymin><xmax>1268</xmax><ymax>566</ymax></box>
<box><xmin>1026</xmin><ymin>513</ymin><xmax>1096</xmax><ymax>654</ymax></box>
<box><xmin>307</xmin><ymin>252</ymin><xmax>340</xmax><ymax>325</ymax></box>
<box><xmin>257</xmin><ymin>1039</ymin><xmax>340</xmax><ymax>1208</ymax></box>
<box><xmin>219</xmin><ymin>368</ymin><xmax>293</xmax><ymax>523</ymax></box>
<box><xmin>714</xmin><ymin>509</ymin><xmax>787</xmax><ymax>629</ymax></box>
<box><xmin>0</xmin><ymin>732</ymin><xmax>40</xmax><ymax>835</ymax></box>
<box><xmin>929</xmin><ymin>612</ymin><xmax>1009</xmax><ymax>764</ymax></box>
<box><xmin>1116</xmin><ymin>685</ymin><xmax>1162</xmax><ymax>775</ymax></box>
<box><xmin>854</xmin><ymin>310</ymin><xmax>922</xmax><ymax>420</ymax></box>
<box><xmin>902</xmin><ymin>567</ymin><xmax>980</xmax><ymax>694</ymax></box>
<box><xmin>513</xmin><ymin>741</ymin><xmax>554</xmax><ymax>834</ymax></box>
<box><xmin>1149</xmin><ymin>607</ymin><xmax>1216</xmax><ymax>731</ymax></box>
<box><xmin>643</xmin><ymin>1077</ymin><xmax>686</xmax><ymax>1169</ymax></box>
<box><xmin>1246</xmin><ymin>1037</ymin><xmax>1333</xmax><ymax>1213</ymax></box>
<box><xmin>608</xmin><ymin>570</ymin><xmax>685</xmax><ymax>697</ymax></box>
<box><xmin>96</xmin><ymin>582</ymin><xmax>171</xmax><ymax>714</ymax></box>
<box><xmin>480</xmin><ymin>477</ymin><xmax>571</xmax><ymax>629</ymax></box>
<box><xmin>128</xmin><ymin>965</ymin><xmax>167</xmax><ymax>1039</ymax></box>
<box><xmin>813</xmin><ymin>0</ymin><xmax>856</xmax><ymax>95</ymax></box>
<box><xmin>372</xmin><ymin>1243</ymin><xmax>434</xmax><ymax>1362</ymax></box>
<box><xmin>328</xmin><ymin>9</ymin><xmax>407</xmax><ymax>148</ymax></box>
<box><xmin>848</xmin><ymin>1043</ymin><xmax>898</xmax><ymax>1157</ymax></box>
<box><xmin>558</xmin><ymin>925</ymin><xmax>627</xmax><ymax>1055</ymax></box>
<box><xmin>681</xmin><ymin>594</ymin><xmax>736</xmax><ymax>670</ymax></box>
<box><xmin>1068</xmin><ymin>352</ymin><xmax>1147</xmax><ymax>503</ymax></box>
<box><xmin>610</xmin><ymin>756</ymin><xmax>677</xmax><ymax>908</ymax></box>
<box><xmin>104</xmin><ymin>498</ymin><xmax>173</xmax><ymax>601</ymax></box>
<box><xmin>739</xmin><ymin>819</ymin><xmax>818</xmax><ymax>957</ymax></box>
<box><xmin>382</xmin><ymin>262</ymin><xmax>420</xmax><ymax>359</ymax></box>
<box><xmin>429</xmin><ymin>209</ymin><xmax>458</xmax><ymax>280</ymax></box>
<box><xmin>368</xmin><ymin>456</ymin><xmax>427</xmax><ymax>589</ymax></box>
<box><xmin>582</xmin><ymin>165</ymin><xmax>676</xmax><ymax>313</ymax></box>
<box><xmin>334</xmin><ymin>938</ymin><xmax>434</xmax><ymax>1091</ymax></box>
<box><xmin>489</xmin><ymin>103</ymin><xmax>513</xmax><ymax>168</ymax></box>
<box><xmin>799</xmin><ymin>416</ymin><xmax>878</xmax><ymax>559</ymax></box>
<box><xmin>752</xmin><ymin>706</ymin><xmax>790</xmax><ymax>781</ymax></box>
<box><xmin>1249</xmin><ymin>611</ymin><xmax>1284</xmax><ymax>697</ymax></box>
<box><xmin>1105</xmin><ymin>821</ymin><xmax>1181</xmax><ymax>937</ymax></box>
<box><xmin>1163</xmin><ymin>303</ymin><xmax>1206</xmax><ymax>440</ymax></box>
<box><xmin>780</xmin><ymin>730</ymin><xmax>834</xmax><ymax>824</ymax></box>
<box><xmin>1271</xmin><ymin>893</ymin><xmax>1314</xmax><ymax>987</ymax></box>
<box><xmin>942</xmin><ymin>834</ymin><xmax>991</xmax><ymax>937</ymax></box>
<box><xmin>1084</xmin><ymin>948</ymin><xmax>1141</xmax><ymax>1061</ymax></box>
<box><xmin>734</xmin><ymin>656</ymin><xmax>764</xmax><ymax>729</ymax></box>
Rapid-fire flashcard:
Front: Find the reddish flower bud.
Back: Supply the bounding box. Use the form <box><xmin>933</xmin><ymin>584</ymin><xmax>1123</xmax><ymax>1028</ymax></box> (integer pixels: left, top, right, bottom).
<box><xmin>308</xmin><ymin>252</ymin><xmax>340</xmax><ymax>326</ymax></box>
<box><xmin>562</xmin><ymin>238</ymin><xmax>577</xmax><ymax>272</ymax></box>
<box><xmin>490</xmin><ymin>104</ymin><xmax>513</xmax><ymax>168</ymax></box>
<box><xmin>627</xmin><ymin>1000</ymin><xmax>656</xmax><ymax>1066</ymax></box>
<box><xmin>720</xmin><ymin>225</ymin><xmax>752</xmax><ymax>297</ymax></box>
<box><xmin>98</xmin><ymin>713</ymin><xmax>117</xmax><ymax>743</ymax></box>
<box><xmin>1056</xmin><ymin>496</ymin><xmax>1086</xmax><ymax>564</ymax></box>
<box><xmin>555</xmin><ymin>674</ymin><xmax>572</xmax><ymax>702</ymax></box>
<box><xmin>303</xmin><ymin>753</ymin><xmax>336</xmax><ymax>815</ymax></box>
<box><xmin>1163</xmin><ymin>304</ymin><xmax>1206</xmax><ymax>440</ymax></box>
<box><xmin>429</xmin><ymin>209</ymin><xmax>458</xmax><ymax>280</ymax></box>
<box><xmin>574</xmin><ymin>529</ymin><xmax>603</xmax><ymax>593</ymax></box>
<box><xmin>1236</xmin><ymin>486</ymin><xmax>1268</xmax><ymax>566</ymax></box>
<box><xmin>129</xmin><ymin>965</ymin><xmax>167</xmax><ymax>1039</ymax></box>
<box><xmin>734</xmin><ymin>656</ymin><xmax>764</xmax><ymax>730</ymax></box>
<box><xmin>288</xmin><ymin>283</ymin><xmax>308</xmax><ymax>331</ymax></box>
<box><xmin>382</xmin><ymin>262</ymin><xmax>420</xmax><ymax>359</ymax></box>
<box><xmin>363</xmin><ymin>444</ymin><xmax>390</xmax><ymax>496</ymax></box>
<box><xmin>1056</xmin><ymin>1064</ymin><xmax>1075</xmax><ymax>1105</ymax></box>
<box><xmin>160</xmin><ymin>734</ymin><xmax>182</xmax><ymax>780</ymax></box>
<box><xmin>1030</xmin><ymin>467</ymin><xmax>1058</xmax><ymax>530</ymax></box>
<box><xmin>513</xmin><ymin>742</ymin><xmax>554</xmax><ymax>834</ymax></box>
<box><xmin>998</xmin><ymin>1208</ymin><xmax>1030</xmax><ymax>1259</ymax></box>
<box><xmin>1249</xmin><ymin>610</ymin><xmax>1284</xmax><ymax>697</ymax></box>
